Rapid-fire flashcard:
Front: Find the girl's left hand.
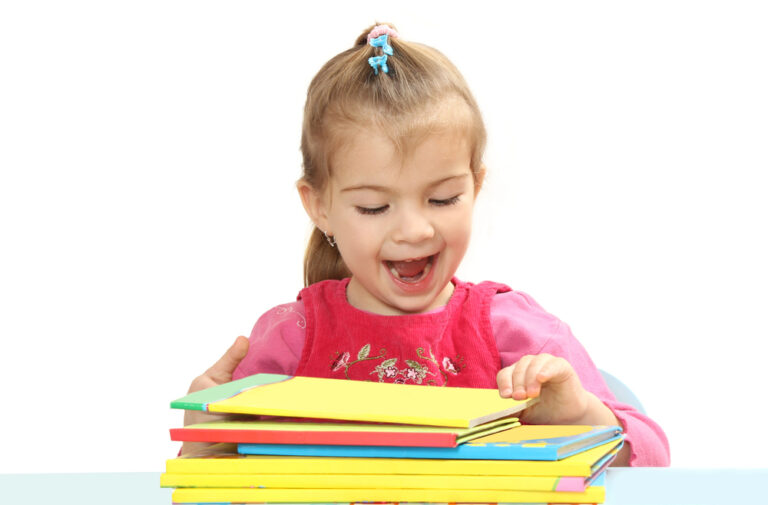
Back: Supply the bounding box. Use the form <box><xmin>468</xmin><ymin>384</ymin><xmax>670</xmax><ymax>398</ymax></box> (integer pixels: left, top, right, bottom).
<box><xmin>496</xmin><ymin>353</ymin><xmax>591</xmax><ymax>425</ymax></box>
<box><xmin>498</xmin><ymin>353</ymin><xmax>630</xmax><ymax>465</ymax></box>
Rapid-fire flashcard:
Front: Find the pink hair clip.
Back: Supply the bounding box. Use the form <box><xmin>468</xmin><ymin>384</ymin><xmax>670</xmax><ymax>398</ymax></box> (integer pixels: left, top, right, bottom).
<box><xmin>367</xmin><ymin>25</ymin><xmax>399</xmax><ymax>44</ymax></box>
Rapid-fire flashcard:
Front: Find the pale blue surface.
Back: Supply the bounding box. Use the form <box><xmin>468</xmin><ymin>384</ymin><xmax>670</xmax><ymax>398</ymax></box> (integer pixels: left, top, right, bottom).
<box><xmin>605</xmin><ymin>467</ymin><xmax>767</xmax><ymax>504</ymax></box>
<box><xmin>1</xmin><ymin>468</ymin><xmax>766</xmax><ymax>504</ymax></box>
<box><xmin>0</xmin><ymin>473</ymin><xmax>171</xmax><ymax>505</ymax></box>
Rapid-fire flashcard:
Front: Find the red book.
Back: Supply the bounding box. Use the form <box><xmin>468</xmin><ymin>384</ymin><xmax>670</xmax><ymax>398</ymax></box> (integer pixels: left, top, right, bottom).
<box><xmin>171</xmin><ymin>417</ymin><xmax>520</xmax><ymax>448</ymax></box>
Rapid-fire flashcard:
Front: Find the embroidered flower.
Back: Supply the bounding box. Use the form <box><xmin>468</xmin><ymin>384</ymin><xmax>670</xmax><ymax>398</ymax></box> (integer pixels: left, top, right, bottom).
<box><xmin>371</xmin><ymin>358</ymin><xmax>399</xmax><ymax>382</ymax></box>
<box><xmin>331</xmin><ymin>351</ymin><xmax>350</xmax><ymax>372</ymax></box>
<box><xmin>442</xmin><ymin>356</ymin><xmax>458</xmax><ymax>375</ymax></box>
<box><xmin>402</xmin><ymin>360</ymin><xmax>428</xmax><ymax>384</ymax></box>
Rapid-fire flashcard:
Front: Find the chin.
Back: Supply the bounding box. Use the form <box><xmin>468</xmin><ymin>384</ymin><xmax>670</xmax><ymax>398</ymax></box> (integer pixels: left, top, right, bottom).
<box><xmin>390</xmin><ymin>298</ymin><xmax>435</xmax><ymax>314</ymax></box>
<box><xmin>387</xmin><ymin>280</ymin><xmax>453</xmax><ymax>314</ymax></box>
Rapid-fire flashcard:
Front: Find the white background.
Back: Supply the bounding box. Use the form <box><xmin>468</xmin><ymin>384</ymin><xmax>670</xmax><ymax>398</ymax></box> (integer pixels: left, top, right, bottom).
<box><xmin>1</xmin><ymin>1</ymin><xmax>766</xmax><ymax>473</ymax></box>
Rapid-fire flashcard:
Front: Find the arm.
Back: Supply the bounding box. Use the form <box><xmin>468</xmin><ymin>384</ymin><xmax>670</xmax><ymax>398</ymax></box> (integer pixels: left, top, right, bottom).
<box><xmin>491</xmin><ymin>290</ymin><xmax>670</xmax><ymax>467</ymax></box>
<box><xmin>180</xmin><ymin>301</ymin><xmax>307</xmax><ymax>455</ymax></box>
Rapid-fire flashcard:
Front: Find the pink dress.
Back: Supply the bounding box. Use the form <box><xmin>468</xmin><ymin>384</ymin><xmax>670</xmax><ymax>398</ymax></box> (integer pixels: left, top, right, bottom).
<box><xmin>233</xmin><ymin>278</ymin><xmax>670</xmax><ymax>466</ymax></box>
<box><xmin>295</xmin><ymin>278</ymin><xmax>507</xmax><ymax>387</ymax></box>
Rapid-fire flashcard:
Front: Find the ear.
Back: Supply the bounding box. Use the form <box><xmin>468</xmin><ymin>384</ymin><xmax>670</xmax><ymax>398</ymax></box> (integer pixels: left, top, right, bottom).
<box><xmin>297</xmin><ymin>180</ymin><xmax>331</xmax><ymax>234</ymax></box>
<box><xmin>473</xmin><ymin>164</ymin><xmax>487</xmax><ymax>196</ymax></box>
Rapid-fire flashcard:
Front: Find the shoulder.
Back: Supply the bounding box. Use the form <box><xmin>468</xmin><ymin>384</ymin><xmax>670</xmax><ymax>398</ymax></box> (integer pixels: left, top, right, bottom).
<box><xmin>489</xmin><ymin>288</ymin><xmax>572</xmax><ymax>356</ymax></box>
<box><xmin>252</xmin><ymin>300</ymin><xmax>308</xmax><ymax>337</ymax></box>
<box><xmin>232</xmin><ymin>300</ymin><xmax>307</xmax><ymax>380</ymax></box>
<box><xmin>491</xmin><ymin>289</ymin><xmax>562</xmax><ymax>329</ymax></box>
<box><xmin>299</xmin><ymin>279</ymin><xmax>347</xmax><ymax>298</ymax></box>
<box><xmin>455</xmin><ymin>278</ymin><xmax>511</xmax><ymax>296</ymax></box>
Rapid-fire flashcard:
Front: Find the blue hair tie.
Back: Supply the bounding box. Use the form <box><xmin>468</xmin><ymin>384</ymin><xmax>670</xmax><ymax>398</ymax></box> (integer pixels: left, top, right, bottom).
<box><xmin>368</xmin><ymin>54</ymin><xmax>389</xmax><ymax>75</ymax></box>
<box><xmin>369</xmin><ymin>34</ymin><xmax>394</xmax><ymax>56</ymax></box>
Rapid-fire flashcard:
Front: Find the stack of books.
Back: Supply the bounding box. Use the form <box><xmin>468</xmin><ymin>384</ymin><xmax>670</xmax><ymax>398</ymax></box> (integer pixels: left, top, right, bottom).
<box><xmin>163</xmin><ymin>373</ymin><xmax>624</xmax><ymax>504</ymax></box>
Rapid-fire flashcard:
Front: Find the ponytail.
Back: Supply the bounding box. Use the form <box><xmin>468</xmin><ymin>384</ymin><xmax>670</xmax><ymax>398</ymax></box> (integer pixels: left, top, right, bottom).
<box><xmin>303</xmin><ymin>227</ymin><xmax>351</xmax><ymax>287</ymax></box>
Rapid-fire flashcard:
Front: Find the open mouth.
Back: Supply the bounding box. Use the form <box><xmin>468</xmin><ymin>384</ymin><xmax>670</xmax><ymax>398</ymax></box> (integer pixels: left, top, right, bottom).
<box><xmin>385</xmin><ymin>254</ymin><xmax>437</xmax><ymax>284</ymax></box>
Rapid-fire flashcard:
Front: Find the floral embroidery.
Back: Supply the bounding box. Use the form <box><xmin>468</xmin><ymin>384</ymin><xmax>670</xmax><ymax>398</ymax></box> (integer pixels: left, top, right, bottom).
<box><xmin>442</xmin><ymin>356</ymin><xmax>459</xmax><ymax>375</ymax></box>
<box><xmin>372</xmin><ymin>358</ymin><xmax>398</xmax><ymax>381</ymax></box>
<box><xmin>331</xmin><ymin>345</ymin><xmax>467</xmax><ymax>386</ymax></box>
<box><xmin>404</xmin><ymin>360</ymin><xmax>428</xmax><ymax>384</ymax></box>
<box><xmin>330</xmin><ymin>344</ymin><xmax>386</xmax><ymax>380</ymax></box>
<box><xmin>331</xmin><ymin>352</ymin><xmax>350</xmax><ymax>372</ymax></box>
<box><xmin>415</xmin><ymin>348</ymin><xmax>466</xmax><ymax>385</ymax></box>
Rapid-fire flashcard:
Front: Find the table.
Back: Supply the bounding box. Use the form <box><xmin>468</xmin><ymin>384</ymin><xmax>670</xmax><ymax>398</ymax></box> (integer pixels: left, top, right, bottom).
<box><xmin>2</xmin><ymin>468</ymin><xmax>766</xmax><ymax>505</ymax></box>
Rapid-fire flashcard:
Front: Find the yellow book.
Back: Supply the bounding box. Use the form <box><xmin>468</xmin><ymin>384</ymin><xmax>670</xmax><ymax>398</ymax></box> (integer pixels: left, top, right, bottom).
<box><xmin>170</xmin><ymin>484</ymin><xmax>605</xmax><ymax>503</ymax></box>
<box><xmin>161</xmin><ymin>471</ymin><xmax>602</xmax><ymax>492</ymax></box>
<box><xmin>171</xmin><ymin>373</ymin><xmax>536</xmax><ymax>428</ymax></box>
<box><xmin>166</xmin><ymin>439</ymin><xmax>621</xmax><ymax>477</ymax></box>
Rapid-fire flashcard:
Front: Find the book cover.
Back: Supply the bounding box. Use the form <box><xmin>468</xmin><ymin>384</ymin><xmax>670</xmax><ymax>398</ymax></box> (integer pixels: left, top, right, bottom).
<box><xmin>237</xmin><ymin>424</ymin><xmax>622</xmax><ymax>461</ymax></box>
<box><xmin>171</xmin><ymin>373</ymin><xmax>536</xmax><ymax>428</ymax></box>
<box><xmin>166</xmin><ymin>440</ymin><xmax>621</xmax><ymax>477</ymax></box>
<box><xmin>171</xmin><ymin>417</ymin><xmax>520</xmax><ymax>447</ymax></box>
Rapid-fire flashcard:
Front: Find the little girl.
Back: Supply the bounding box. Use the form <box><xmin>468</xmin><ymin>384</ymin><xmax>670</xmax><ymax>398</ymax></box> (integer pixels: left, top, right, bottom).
<box><xmin>184</xmin><ymin>23</ymin><xmax>670</xmax><ymax>467</ymax></box>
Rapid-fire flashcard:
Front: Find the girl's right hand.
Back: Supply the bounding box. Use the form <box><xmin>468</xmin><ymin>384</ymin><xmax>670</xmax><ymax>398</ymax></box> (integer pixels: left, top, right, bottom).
<box><xmin>180</xmin><ymin>335</ymin><xmax>249</xmax><ymax>455</ymax></box>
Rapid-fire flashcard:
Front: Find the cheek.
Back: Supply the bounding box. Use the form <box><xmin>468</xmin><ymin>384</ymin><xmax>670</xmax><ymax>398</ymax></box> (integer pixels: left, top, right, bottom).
<box><xmin>442</xmin><ymin>207</ymin><xmax>474</xmax><ymax>243</ymax></box>
<box><xmin>337</xmin><ymin>221</ymin><xmax>381</xmax><ymax>262</ymax></box>
<box><xmin>448</xmin><ymin>225</ymin><xmax>473</xmax><ymax>252</ymax></box>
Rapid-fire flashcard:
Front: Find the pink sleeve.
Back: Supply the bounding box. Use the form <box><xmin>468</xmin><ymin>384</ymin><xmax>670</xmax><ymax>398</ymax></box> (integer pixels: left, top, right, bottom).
<box><xmin>232</xmin><ymin>301</ymin><xmax>307</xmax><ymax>381</ymax></box>
<box><xmin>491</xmin><ymin>290</ymin><xmax>670</xmax><ymax>467</ymax></box>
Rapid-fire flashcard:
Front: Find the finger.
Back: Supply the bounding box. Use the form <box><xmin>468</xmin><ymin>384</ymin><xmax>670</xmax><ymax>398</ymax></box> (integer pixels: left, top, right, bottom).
<box><xmin>537</xmin><ymin>356</ymin><xmax>576</xmax><ymax>385</ymax></box>
<box><xmin>510</xmin><ymin>355</ymin><xmax>534</xmax><ymax>400</ymax></box>
<box><xmin>523</xmin><ymin>354</ymin><xmax>555</xmax><ymax>398</ymax></box>
<box><xmin>205</xmin><ymin>335</ymin><xmax>250</xmax><ymax>384</ymax></box>
<box><xmin>496</xmin><ymin>364</ymin><xmax>516</xmax><ymax>397</ymax></box>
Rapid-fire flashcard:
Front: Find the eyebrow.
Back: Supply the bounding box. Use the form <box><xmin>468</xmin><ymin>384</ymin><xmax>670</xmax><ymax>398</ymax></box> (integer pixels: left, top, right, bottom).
<box><xmin>340</xmin><ymin>173</ymin><xmax>470</xmax><ymax>193</ymax></box>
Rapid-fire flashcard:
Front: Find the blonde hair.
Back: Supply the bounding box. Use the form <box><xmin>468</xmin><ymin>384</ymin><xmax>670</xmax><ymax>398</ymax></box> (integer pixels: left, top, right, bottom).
<box><xmin>301</xmin><ymin>23</ymin><xmax>487</xmax><ymax>286</ymax></box>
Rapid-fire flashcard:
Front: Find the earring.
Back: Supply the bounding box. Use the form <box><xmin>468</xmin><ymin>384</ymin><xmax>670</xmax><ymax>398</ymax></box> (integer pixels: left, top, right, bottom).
<box><xmin>323</xmin><ymin>230</ymin><xmax>336</xmax><ymax>247</ymax></box>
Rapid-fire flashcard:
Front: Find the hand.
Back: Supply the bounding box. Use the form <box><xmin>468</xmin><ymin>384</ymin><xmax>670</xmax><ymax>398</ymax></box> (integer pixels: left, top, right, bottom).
<box><xmin>497</xmin><ymin>353</ymin><xmax>591</xmax><ymax>425</ymax></box>
<box><xmin>497</xmin><ymin>353</ymin><xmax>630</xmax><ymax>465</ymax></box>
<box><xmin>181</xmin><ymin>335</ymin><xmax>249</xmax><ymax>455</ymax></box>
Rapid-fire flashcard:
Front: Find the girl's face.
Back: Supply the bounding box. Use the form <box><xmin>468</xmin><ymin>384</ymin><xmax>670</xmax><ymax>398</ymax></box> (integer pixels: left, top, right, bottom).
<box><xmin>301</xmin><ymin>123</ymin><xmax>481</xmax><ymax>315</ymax></box>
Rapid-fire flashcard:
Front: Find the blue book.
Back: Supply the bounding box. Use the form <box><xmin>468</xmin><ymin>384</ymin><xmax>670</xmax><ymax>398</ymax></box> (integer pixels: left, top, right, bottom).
<box><xmin>238</xmin><ymin>424</ymin><xmax>623</xmax><ymax>461</ymax></box>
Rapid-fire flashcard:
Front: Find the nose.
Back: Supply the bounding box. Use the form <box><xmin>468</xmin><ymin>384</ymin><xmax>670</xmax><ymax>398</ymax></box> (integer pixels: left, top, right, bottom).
<box><xmin>391</xmin><ymin>204</ymin><xmax>435</xmax><ymax>244</ymax></box>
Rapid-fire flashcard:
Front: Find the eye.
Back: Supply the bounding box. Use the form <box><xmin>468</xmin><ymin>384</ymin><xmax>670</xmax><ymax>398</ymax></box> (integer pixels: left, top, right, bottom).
<box><xmin>429</xmin><ymin>195</ymin><xmax>461</xmax><ymax>206</ymax></box>
<box><xmin>356</xmin><ymin>205</ymin><xmax>389</xmax><ymax>216</ymax></box>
